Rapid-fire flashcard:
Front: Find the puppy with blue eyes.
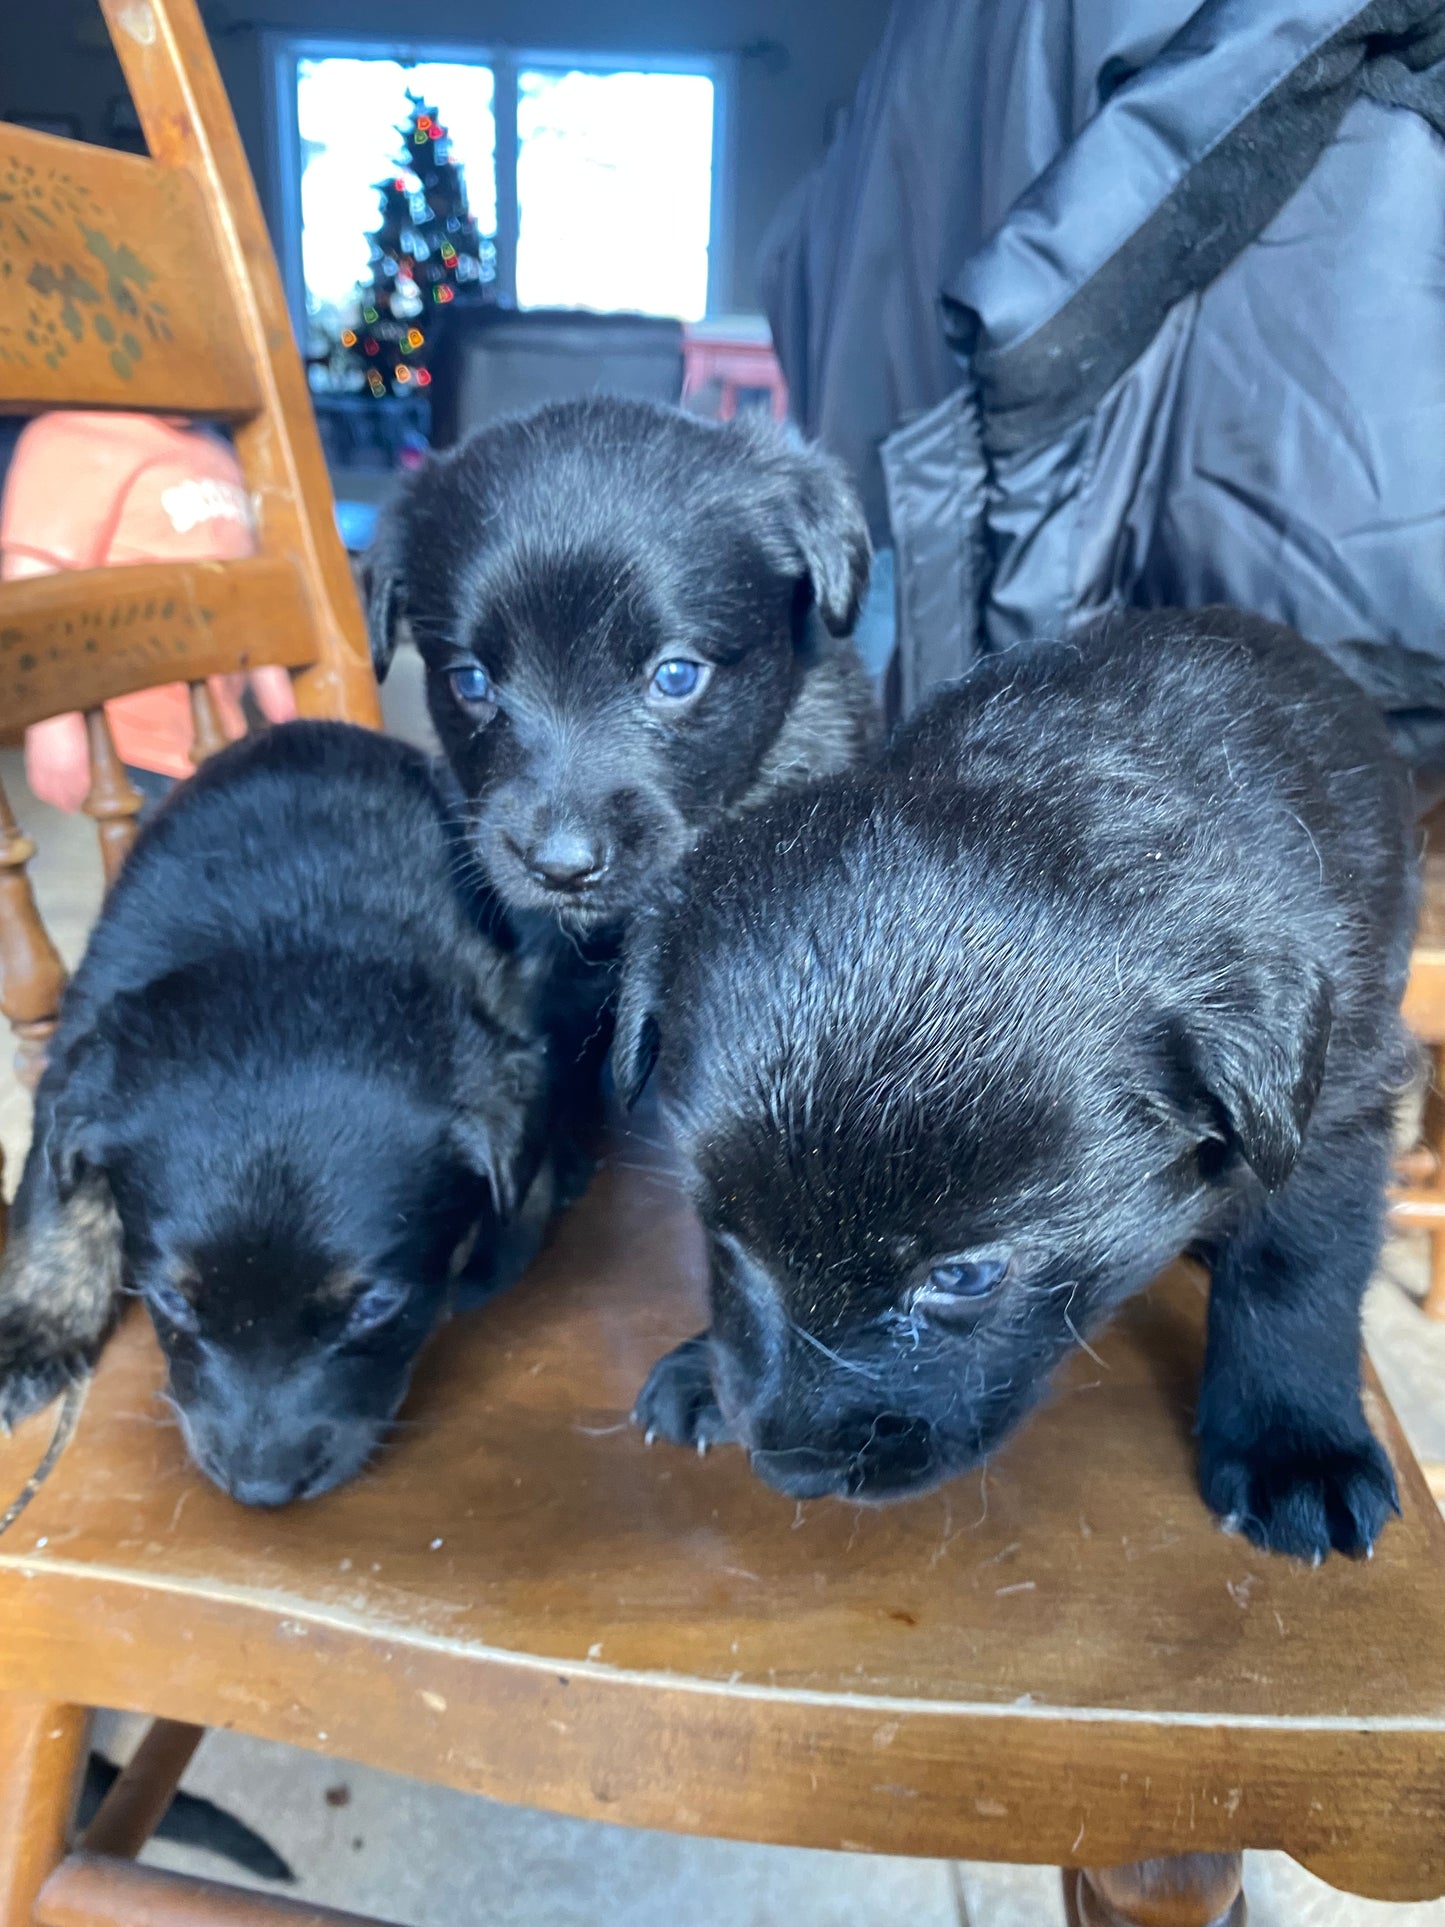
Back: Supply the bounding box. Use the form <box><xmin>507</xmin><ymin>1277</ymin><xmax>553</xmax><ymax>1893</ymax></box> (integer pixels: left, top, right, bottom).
<box><xmin>615</xmin><ymin>609</ymin><xmax>1417</xmax><ymax>1565</ymax></box>
<box><xmin>0</xmin><ymin>723</ymin><xmax>555</xmax><ymax>1506</ymax></box>
<box><xmin>365</xmin><ymin>396</ymin><xmax>877</xmax><ymax>1085</ymax></box>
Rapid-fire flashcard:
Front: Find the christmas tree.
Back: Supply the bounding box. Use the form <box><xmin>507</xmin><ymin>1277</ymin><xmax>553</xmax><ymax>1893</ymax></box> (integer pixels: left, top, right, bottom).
<box><xmin>339</xmin><ymin>93</ymin><xmax>496</xmax><ymax>399</ymax></box>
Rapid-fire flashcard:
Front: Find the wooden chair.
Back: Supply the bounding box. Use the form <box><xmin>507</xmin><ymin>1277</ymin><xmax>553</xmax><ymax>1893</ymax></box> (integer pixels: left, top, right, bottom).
<box><xmin>0</xmin><ymin>0</ymin><xmax>379</xmax><ymax>1078</ymax></box>
<box><xmin>3</xmin><ymin>10</ymin><xmax>1445</xmax><ymax>1927</ymax></box>
<box><xmin>5</xmin><ymin>1155</ymin><xmax>1445</xmax><ymax>1927</ymax></box>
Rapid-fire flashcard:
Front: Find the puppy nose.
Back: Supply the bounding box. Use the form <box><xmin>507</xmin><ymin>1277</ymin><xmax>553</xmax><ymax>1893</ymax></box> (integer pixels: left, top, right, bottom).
<box><xmin>523</xmin><ymin>829</ymin><xmax>608</xmax><ymax>892</ymax></box>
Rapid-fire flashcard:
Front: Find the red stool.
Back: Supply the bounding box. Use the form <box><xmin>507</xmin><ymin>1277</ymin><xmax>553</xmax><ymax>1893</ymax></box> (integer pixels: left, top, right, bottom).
<box><xmin>682</xmin><ymin>322</ymin><xmax>788</xmax><ymax>422</ymax></box>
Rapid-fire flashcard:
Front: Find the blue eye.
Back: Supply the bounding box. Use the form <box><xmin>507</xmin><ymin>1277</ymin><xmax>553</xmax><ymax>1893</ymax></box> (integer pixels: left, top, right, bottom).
<box><xmin>649</xmin><ymin>659</ymin><xmax>707</xmax><ymax>701</ymax></box>
<box><xmin>449</xmin><ymin>665</ymin><xmax>495</xmax><ymax>709</ymax></box>
<box><xmin>913</xmin><ymin>1256</ymin><xmax>1009</xmax><ymax>1313</ymax></box>
<box><xmin>148</xmin><ymin>1282</ymin><xmax>199</xmax><ymax>1335</ymax></box>
<box><xmin>345</xmin><ymin>1281</ymin><xmax>409</xmax><ymax>1338</ymax></box>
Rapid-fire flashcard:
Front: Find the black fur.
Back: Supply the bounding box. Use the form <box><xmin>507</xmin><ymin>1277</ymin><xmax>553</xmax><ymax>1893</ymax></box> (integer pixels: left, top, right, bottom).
<box><xmin>0</xmin><ymin>723</ymin><xmax>555</xmax><ymax>1506</ymax></box>
<box><xmin>617</xmin><ymin>609</ymin><xmax>1417</xmax><ymax>1563</ymax></box>
<box><xmin>367</xmin><ymin>396</ymin><xmax>875</xmax><ymax>941</ymax></box>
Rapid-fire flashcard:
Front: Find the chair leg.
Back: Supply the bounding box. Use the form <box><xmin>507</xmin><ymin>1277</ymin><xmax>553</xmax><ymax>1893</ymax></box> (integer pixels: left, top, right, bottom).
<box><xmin>1424</xmin><ymin>1226</ymin><xmax>1445</xmax><ymax>1322</ymax></box>
<box><xmin>1062</xmin><ymin>1853</ymin><xmax>1246</xmax><ymax>1927</ymax></box>
<box><xmin>0</xmin><ymin>1698</ymin><xmax>91</xmax><ymax>1927</ymax></box>
<box><xmin>79</xmin><ymin>1720</ymin><xmax>205</xmax><ymax>1859</ymax></box>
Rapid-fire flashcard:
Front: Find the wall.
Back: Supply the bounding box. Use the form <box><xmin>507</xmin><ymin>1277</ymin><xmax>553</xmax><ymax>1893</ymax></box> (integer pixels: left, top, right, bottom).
<box><xmin>0</xmin><ymin>0</ymin><xmax>894</xmax><ymax>313</ymax></box>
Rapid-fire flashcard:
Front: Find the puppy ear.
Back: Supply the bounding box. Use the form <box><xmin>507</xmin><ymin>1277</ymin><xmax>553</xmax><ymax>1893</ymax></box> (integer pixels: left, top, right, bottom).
<box><xmin>731</xmin><ymin>416</ymin><xmax>871</xmax><ymax>637</ymax></box>
<box><xmin>1176</xmin><ymin>961</ymin><xmax>1334</xmax><ymax>1192</ymax></box>
<box><xmin>612</xmin><ymin>916</ymin><xmax>665</xmax><ymax>1111</ymax></box>
<box><xmin>450</xmin><ymin>1017</ymin><xmax>548</xmax><ymax>1216</ymax></box>
<box><xmin>361</xmin><ymin>496</ymin><xmax>409</xmax><ymax>684</ymax></box>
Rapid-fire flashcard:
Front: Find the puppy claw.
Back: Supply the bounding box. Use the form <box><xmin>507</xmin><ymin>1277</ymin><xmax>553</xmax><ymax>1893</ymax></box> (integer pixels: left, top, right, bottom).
<box><xmin>633</xmin><ymin>1333</ymin><xmax>734</xmax><ymax>1453</ymax></box>
<box><xmin>1200</xmin><ymin>1426</ymin><xmax>1398</xmax><ymax>1564</ymax></box>
<box><xmin>644</xmin><ymin>1428</ymin><xmax>657</xmax><ymax>1447</ymax></box>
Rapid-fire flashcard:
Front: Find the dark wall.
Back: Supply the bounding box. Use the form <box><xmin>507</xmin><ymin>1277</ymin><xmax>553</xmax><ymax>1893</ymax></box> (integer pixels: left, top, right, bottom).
<box><xmin>1</xmin><ymin>0</ymin><xmax>892</xmax><ymax>311</ymax></box>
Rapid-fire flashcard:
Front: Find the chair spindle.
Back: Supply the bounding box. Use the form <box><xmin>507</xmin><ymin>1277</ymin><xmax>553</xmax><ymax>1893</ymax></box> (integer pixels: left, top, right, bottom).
<box><xmin>82</xmin><ymin>709</ymin><xmax>144</xmax><ymax>887</ymax></box>
<box><xmin>0</xmin><ymin>771</ymin><xmax>68</xmax><ymax>1093</ymax></box>
<box><xmin>188</xmin><ymin>681</ymin><xmax>230</xmax><ymax>765</ymax></box>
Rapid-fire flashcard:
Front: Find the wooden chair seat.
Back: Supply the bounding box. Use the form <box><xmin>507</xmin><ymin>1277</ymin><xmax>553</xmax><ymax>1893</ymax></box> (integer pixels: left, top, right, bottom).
<box><xmin>3</xmin><ymin>1131</ymin><xmax>1444</xmax><ymax>1916</ymax></box>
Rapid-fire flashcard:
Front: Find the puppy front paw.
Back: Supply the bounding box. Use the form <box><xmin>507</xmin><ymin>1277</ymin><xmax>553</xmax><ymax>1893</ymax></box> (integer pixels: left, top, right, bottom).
<box><xmin>633</xmin><ymin>1333</ymin><xmax>734</xmax><ymax>1452</ymax></box>
<box><xmin>1199</xmin><ymin>1425</ymin><xmax>1400</xmax><ymax>1563</ymax></box>
<box><xmin>0</xmin><ymin>1316</ymin><xmax>95</xmax><ymax>1432</ymax></box>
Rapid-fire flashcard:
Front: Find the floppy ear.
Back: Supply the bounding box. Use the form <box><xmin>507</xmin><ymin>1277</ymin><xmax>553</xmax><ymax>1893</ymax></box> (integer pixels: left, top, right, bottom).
<box><xmin>450</xmin><ymin>1018</ymin><xmax>549</xmax><ymax>1216</ymax></box>
<box><xmin>361</xmin><ymin>495</ymin><xmax>410</xmax><ymax>684</ymax></box>
<box><xmin>1177</xmin><ymin>960</ymin><xmax>1334</xmax><ymax>1192</ymax></box>
<box><xmin>611</xmin><ymin>916</ymin><xmax>666</xmax><ymax>1111</ymax></box>
<box><xmin>732</xmin><ymin>416</ymin><xmax>871</xmax><ymax>637</ymax></box>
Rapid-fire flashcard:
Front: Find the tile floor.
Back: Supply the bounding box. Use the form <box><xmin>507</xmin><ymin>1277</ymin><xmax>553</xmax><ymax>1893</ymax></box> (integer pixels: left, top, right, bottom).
<box><xmin>5</xmin><ymin>654</ymin><xmax>1445</xmax><ymax>1924</ymax></box>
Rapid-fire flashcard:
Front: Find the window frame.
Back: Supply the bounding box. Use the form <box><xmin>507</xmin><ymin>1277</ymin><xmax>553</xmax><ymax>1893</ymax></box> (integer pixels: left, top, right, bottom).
<box><xmin>262</xmin><ymin>31</ymin><xmax>735</xmax><ymax>340</ymax></box>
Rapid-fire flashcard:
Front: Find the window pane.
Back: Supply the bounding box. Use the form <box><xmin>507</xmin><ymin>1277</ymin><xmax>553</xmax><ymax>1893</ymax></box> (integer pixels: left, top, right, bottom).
<box><xmin>296</xmin><ymin>57</ymin><xmax>496</xmax><ymax>338</ymax></box>
<box><xmin>515</xmin><ymin>70</ymin><xmax>714</xmax><ymax>320</ymax></box>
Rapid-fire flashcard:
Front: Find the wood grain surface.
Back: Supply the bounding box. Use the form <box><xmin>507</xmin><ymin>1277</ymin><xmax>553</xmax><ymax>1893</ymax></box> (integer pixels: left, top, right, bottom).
<box><xmin>0</xmin><ymin>126</ymin><xmax>260</xmax><ymax>417</ymax></box>
<box><xmin>0</xmin><ymin>558</ymin><xmax>317</xmax><ymax>732</ymax></box>
<box><xmin>98</xmin><ymin>0</ymin><xmax>380</xmax><ymax>728</ymax></box>
<box><xmin>2</xmin><ymin>1128</ymin><xmax>1443</xmax><ymax>1901</ymax></box>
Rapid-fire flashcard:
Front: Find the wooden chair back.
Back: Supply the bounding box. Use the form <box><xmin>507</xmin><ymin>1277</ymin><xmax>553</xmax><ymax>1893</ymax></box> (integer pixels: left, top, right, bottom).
<box><xmin>0</xmin><ymin>0</ymin><xmax>379</xmax><ymax>1189</ymax></box>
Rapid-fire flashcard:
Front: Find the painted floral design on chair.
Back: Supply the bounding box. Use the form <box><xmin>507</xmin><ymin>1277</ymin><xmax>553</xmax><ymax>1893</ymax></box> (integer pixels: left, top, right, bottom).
<box><xmin>0</xmin><ymin>145</ymin><xmax>174</xmax><ymax>380</ymax></box>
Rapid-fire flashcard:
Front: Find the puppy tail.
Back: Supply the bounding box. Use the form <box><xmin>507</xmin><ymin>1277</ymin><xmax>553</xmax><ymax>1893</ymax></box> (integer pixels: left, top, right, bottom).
<box><xmin>0</xmin><ymin>1149</ymin><xmax>122</xmax><ymax>1432</ymax></box>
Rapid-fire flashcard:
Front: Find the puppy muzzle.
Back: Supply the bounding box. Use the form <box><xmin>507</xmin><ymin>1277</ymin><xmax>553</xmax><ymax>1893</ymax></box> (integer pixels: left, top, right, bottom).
<box><xmin>749</xmin><ymin>1411</ymin><xmax>943</xmax><ymax>1502</ymax></box>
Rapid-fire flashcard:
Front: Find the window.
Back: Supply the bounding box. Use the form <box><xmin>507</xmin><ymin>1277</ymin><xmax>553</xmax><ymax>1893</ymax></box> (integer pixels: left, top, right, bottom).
<box><xmin>295</xmin><ymin>57</ymin><xmax>497</xmax><ymax>347</ymax></box>
<box><xmin>514</xmin><ymin>69</ymin><xmax>714</xmax><ymax>317</ymax></box>
<box><xmin>273</xmin><ymin>40</ymin><xmax>726</xmax><ymax>349</ymax></box>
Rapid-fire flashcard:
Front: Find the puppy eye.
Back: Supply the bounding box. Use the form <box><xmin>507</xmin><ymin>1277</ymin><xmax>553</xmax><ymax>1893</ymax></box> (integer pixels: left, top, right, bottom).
<box><xmin>448</xmin><ymin>666</ymin><xmax>496</xmax><ymax>711</ymax></box>
<box><xmin>910</xmin><ymin>1255</ymin><xmax>1010</xmax><ymax>1318</ymax></box>
<box><xmin>147</xmin><ymin>1282</ymin><xmax>199</xmax><ymax>1336</ymax></box>
<box><xmin>648</xmin><ymin>659</ymin><xmax>709</xmax><ymax>702</ymax></box>
<box><xmin>344</xmin><ymin>1281</ymin><xmax>409</xmax><ymax>1338</ymax></box>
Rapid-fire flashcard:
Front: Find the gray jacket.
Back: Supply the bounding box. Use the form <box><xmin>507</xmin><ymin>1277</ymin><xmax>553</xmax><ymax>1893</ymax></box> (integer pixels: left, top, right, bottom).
<box><xmin>760</xmin><ymin>0</ymin><xmax>1445</xmax><ymax>736</ymax></box>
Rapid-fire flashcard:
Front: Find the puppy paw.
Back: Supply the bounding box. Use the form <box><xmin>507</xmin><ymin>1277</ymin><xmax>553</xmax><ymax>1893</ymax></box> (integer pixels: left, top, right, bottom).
<box><xmin>633</xmin><ymin>1333</ymin><xmax>733</xmax><ymax>1452</ymax></box>
<box><xmin>1199</xmin><ymin>1426</ymin><xmax>1400</xmax><ymax>1563</ymax></box>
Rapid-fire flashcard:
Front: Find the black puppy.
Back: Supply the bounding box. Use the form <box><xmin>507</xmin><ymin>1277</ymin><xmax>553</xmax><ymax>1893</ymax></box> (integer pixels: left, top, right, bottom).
<box><xmin>0</xmin><ymin>723</ymin><xmax>553</xmax><ymax>1505</ymax></box>
<box><xmin>367</xmin><ymin>396</ymin><xmax>874</xmax><ymax>933</ymax></box>
<box><xmin>366</xmin><ymin>396</ymin><xmax>875</xmax><ymax>1095</ymax></box>
<box><xmin>616</xmin><ymin>609</ymin><xmax>1417</xmax><ymax>1563</ymax></box>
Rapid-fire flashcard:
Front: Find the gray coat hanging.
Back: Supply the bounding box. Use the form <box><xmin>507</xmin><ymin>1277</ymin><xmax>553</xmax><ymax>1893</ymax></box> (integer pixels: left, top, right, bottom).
<box><xmin>760</xmin><ymin>0</ymin><xmax>1445</xmax><ymax>739</ymax></box>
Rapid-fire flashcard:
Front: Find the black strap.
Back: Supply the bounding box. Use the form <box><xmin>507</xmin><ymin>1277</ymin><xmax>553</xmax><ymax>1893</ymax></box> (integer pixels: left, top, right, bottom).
<box><xmin>953</xmin><ymin>0</ymin><xmax>1445</xmax><ymax>456</ymax></box>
